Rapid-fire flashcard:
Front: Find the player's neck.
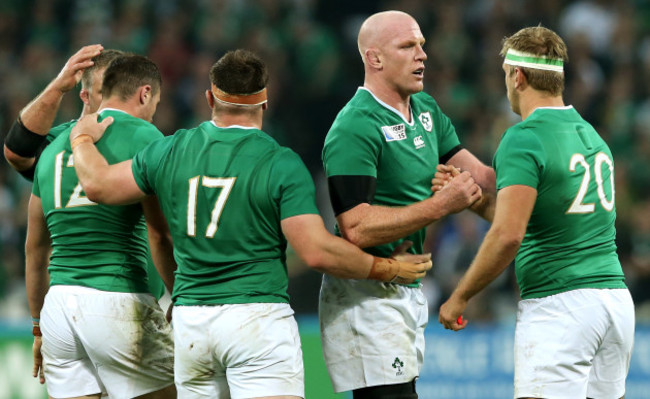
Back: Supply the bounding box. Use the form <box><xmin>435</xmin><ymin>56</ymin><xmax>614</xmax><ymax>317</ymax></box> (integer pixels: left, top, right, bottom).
<box><xmin>98</xmin><ymin>98</ymin><xmax>141</xmax><ymax>119</ymax></box>
<box><xmin>363</xmin><ymin>82</ymin><xmax>412</xmax><ymax>121</ymax></box>
<box><xmin>519</xmin><ymin>92</ymin><xmax>564</xmax><ymax>120</ymax></box>
<box><xmin>212</xmin><ymin>113</ymin><xmax>262</xmax><ymax>130</ymax></box>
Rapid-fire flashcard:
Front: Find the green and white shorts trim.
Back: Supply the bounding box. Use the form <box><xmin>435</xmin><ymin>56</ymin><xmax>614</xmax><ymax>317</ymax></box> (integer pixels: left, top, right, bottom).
<box><xmin>514</xmin><ymin>288</ymin><xmax>634</xmax><ymax>399</ymax></box>
<box><xmin>319</xmin><ymin>275</ymin><xmax>428</xmax><ymax>392</ymax></box>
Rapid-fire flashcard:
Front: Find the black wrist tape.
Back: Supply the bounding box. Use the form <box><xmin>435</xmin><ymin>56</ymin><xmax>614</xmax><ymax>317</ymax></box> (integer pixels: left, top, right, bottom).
<box><xmin>5</xmin><ymin>116</ymin><xmax>48</xmax><ymax>158</ymax></box>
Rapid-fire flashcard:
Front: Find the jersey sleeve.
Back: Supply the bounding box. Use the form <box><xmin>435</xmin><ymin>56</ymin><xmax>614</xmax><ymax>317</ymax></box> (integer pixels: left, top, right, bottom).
<box><xmin>493</xmin><ymin>127</ymin><xmax>545</xmax><ymax>190</ymax></box>
<box><xmin>322</xmin><ymin>110</ymin><xmax>382</xmax><ymax>178</ymax></box>
<box><xmin>271</xmin><ymin>149</ymin><xmax>320</xmax><ymax>220</ymax></box>
<box><xmin>131</xmin><ymin>136</ymin><xmax>174</xmax><ymax>195</ymax></box>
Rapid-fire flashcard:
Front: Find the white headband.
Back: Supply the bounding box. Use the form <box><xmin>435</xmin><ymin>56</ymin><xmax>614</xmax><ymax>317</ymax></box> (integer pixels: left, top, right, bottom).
<box><xmin>503</xmin><ymin>49</ymin><xmax>564</xmax><ymax>72</ymax></box>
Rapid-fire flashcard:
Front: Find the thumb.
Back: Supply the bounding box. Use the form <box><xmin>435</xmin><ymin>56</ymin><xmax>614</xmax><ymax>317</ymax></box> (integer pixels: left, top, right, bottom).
<box><xmin>100</xmin><ymin>116</ymin><xmax>114</xmax><ymax>129</ymax></box>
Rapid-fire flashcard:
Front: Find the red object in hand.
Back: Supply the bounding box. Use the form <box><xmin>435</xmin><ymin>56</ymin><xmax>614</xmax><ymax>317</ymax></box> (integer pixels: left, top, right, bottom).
<box><xmin>456</xmin><ymin>315</ymin><xmax>463</xmax><ymax>325</ymax></box>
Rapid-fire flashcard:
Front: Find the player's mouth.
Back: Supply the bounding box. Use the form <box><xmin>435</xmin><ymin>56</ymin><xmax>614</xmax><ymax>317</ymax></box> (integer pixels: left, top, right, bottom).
<box><xmin>413</xmin><ymin>68</ymin><xmax>425</xmax><ymax>78</ymax></box>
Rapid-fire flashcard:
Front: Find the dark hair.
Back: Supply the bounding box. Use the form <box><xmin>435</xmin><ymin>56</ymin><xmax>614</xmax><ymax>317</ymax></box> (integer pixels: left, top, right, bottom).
<box><xmin>500</xmin><ymin>26</ymin><xmax>568</xmax><ymax>96</ymax></box>
<box><xmin>80</xmin><ymin>49</ymin><xmax>125</xmax><ymax>90</ymax></box>
<box><xmin>209</xmin><ymin>49</ymin><xmax>268</xmax><ymax>95</ymax></box>
<box><xmin>102</xmin><ymin>55</ymin><xmax>162</xmax><ymax>101</ymax></box>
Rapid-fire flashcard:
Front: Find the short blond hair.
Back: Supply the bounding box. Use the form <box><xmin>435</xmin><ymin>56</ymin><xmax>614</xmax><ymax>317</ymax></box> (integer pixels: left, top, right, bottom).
<box><xmin>500</xmin><ymin>26</ymin><xmax>568</xmax><ymax>96</ymax></box>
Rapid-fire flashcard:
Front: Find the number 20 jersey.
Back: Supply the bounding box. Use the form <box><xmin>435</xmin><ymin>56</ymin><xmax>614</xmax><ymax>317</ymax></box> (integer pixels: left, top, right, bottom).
<box><xmin>33</xmin><ymin>109</ymin><xmax>163</xmax><ymax>293</ymax></box>
<box><xmin>493</xmin><ymin>106</ymin><xmax>626</xmax><ymax>299</ymax></box>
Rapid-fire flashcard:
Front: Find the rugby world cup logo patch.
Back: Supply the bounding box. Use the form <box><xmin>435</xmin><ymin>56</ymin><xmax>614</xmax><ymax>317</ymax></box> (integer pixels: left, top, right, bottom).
<box><xmin>381</xmin><ymin>123</ymin><xmax>407</xmax><ymax>142</ymax></box>
<box><xmin>418</xmin><ymin>112</ymin><xmax>433</xmax><ymax>132</ymax></box>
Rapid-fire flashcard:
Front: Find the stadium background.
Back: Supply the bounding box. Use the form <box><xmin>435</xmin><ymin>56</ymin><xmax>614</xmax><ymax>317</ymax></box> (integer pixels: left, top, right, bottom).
<box><xmin>0</xmin><ymin>0</ymin><xmax>649</xmax><ymax>397</ymax></box>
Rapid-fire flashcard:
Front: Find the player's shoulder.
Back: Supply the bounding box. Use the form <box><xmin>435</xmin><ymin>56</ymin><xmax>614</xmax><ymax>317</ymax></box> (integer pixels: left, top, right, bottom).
<box><xmin>270</xmin><ymin>145</ymin><xmax>308</xmax><ymax>175</ymax></box>
<box><xmin>328</xmin><ymin>90</ymin><xmax>380</xmax><ymax>138</ymax></box>
<box><xmin>41</xmin><ymin>123</ymin><xmax>74</xmax><ymax>156</ymax></box>
<box><xmin>48</xmin><ymin>120</ymin><xmax>76</xmax><ymax>141</ymax></box>
<box><xmin>498</xmin><ymin>121</ymin><xmax>544</xmax><ymax>155</ymax></box>
<box><xmin>101</xmin><ymin>110</ymin><xmax>163</xmax><ymax>140</ymax></box>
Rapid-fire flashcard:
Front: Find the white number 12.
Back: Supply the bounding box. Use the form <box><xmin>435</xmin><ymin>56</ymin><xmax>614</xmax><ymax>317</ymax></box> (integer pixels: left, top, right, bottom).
<box><xmin>567</xmin><ymin>152</ymin><xmax>615</xmax><ymax>214</ymax></box>
<box><xmin>187</xmin><ymin>176</ymin><xmax>236</xmax><ymax>237</ymax></box>
<box><xmin>54</xmin><ymin>151</ymin><xmax>96</xmax><ymax>209</ymax></box>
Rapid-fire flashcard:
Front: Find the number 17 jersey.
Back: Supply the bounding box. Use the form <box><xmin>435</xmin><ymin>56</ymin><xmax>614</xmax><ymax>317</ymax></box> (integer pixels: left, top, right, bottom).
<box><xmin>493</xmin><ymin>106</ymin><xmax>626</xmax><ymax>299</ymax></box>
<box><xmin>131</xmin><ymin>121</ymin><xmax>319</xmax><ymax>306</ymax></box>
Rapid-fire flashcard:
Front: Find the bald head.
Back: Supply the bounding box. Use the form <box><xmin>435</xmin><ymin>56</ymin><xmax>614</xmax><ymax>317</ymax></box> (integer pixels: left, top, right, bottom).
<box><xmin>358</xmin><ymin>11</ymin><xmax>418</xmax><ymax>62</ymax></box>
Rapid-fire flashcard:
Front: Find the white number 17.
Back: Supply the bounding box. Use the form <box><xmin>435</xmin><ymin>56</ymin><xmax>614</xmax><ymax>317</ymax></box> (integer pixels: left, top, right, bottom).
<box><xmin>187</xmin><ymin>176</ymin><xmax>236</xmax><ymax>238</ymax></box>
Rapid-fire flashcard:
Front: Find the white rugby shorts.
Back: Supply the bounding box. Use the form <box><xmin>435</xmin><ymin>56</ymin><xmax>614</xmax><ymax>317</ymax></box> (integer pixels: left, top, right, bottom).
<box><xmin>514</xmin><ymin>288</ymin><xmax>634</xmax><ymax>399</ymax></box>
<box><xmin>173</xmin><ymin>302</ymin><xmax>304</xmax><ymax>399</ymax></box>
<box><xmin>40</xmin><ymin>285</ymin><xmax>175</xmax><ymax>399</ymax></box>
<box><xmin>319</xmin><ymin>275</ymin><xmax>428</xmax><ymax>392</ymax></box>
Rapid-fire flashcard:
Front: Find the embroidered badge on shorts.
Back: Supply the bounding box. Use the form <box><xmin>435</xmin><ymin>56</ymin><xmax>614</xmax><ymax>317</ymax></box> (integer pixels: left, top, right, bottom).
<box><xmin>392</xmin><ymin>357</ymin><xmax>404</xmax><ymax>376</ymax></box>
<box><xmin>418</xmin><ymin>112</ymin><xmax>433</xmax><ymax>132</ymax></box>
<box><xmin>381</xmin><ymin>124</ymin><xmax>407</xmax><ymax>142</ymax></box>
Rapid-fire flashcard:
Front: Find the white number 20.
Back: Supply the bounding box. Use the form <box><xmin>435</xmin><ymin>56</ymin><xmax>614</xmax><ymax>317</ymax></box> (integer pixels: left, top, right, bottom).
<box><xmin>187</xmin><ymin>176</ymin><xmax>236</xmax><ymax>238</ymax></box>
<box><xmin>567</xmin><ymin>152</ymin><xmax>615</xmax><ymax>214</ymax></box>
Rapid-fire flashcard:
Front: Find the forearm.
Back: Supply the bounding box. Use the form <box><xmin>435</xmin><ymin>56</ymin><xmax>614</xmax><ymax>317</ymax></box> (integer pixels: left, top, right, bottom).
<box><xmin>72</xmin><ymin>141</ymin><xmax>141</xmax><ymax>205</ymax></box>
<box><xmin>73</xmin><ymin>140</ymin><xmax>108</xmax><ymax>188</ymax></box>
<box><xmin>452</xmin><ymin>226</ymin><xmax>519</xmax><ymax>302</ymax></box>
<box><xmin>447</xmin><ymin>150</ymin><xmax>497</xmax><ymax>221</ymax></box>
<box><xmin>470</xmin><ymin>191</ymin><xmax>496</xmax><ymax>222</ymax></box>
<box><xmin>339</xmin><ymin>196</ymin><xmax>448</xmax><ymax>248</ymax></box>
<box><xmin>20</xmin><ymin>83</ymin><xmax>66</xmax><ymax>135</ymax></box>
<box><xmin>309</xmin><ymin>232</ymin><xmax>375</xmax><ymax>279</ymax></box>
<box><xmin>25</xmin><ymin>248</ymin><xmax>50</xmax><ymax>319</ymax></box>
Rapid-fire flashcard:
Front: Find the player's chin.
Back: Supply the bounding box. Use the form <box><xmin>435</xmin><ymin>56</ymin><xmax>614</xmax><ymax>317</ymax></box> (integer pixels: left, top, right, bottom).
<box><xmin>409</xmin><ymin>81</ymin><xmax>424</xmax><ymax>94</ymax></box>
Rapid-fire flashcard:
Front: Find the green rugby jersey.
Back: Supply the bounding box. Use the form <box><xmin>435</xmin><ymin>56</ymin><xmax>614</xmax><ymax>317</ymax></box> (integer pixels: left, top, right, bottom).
<box><xmin>322</xmin><ymin>88</ymin><xmax>460</xmax><ymax>285</ymax></box>
<box><xmin>493</xmin><ymin>106</ymin><xmax>626</xmax><ymax>299</ymax></box>
<box><xmin>47</xmin><ymin>120</ymin><xmax>75</xmax><ymax>144</ymax></box>
<box><xmin>131</xmin><ymin>121</ymin><xmax>319</xmax><ymax>306</ymax></box>
<box><xmin>33</xmin><ymin>109</ymin><xmax>164</xmax><ymax>294</ymax></box>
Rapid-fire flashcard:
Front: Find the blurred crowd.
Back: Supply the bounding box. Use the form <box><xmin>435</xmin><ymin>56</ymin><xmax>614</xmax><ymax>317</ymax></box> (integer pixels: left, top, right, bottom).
<box><xmin>0</xmin><ymin>0</ymin><xmax>648</xmax><ymax>321</ymax></box>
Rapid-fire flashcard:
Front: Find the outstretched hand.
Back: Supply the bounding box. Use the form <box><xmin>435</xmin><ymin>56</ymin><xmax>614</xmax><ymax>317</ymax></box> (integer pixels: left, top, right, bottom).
<box><xmin>53</xmin><ymin>44</ymin><xmax>103</xmax><ymax>93</ymax></box>
<box><xmin>70</xmin><ymin>113</ymin><xmax>114</xmax><ymax>144</ymax></box>
<box><xmin>439</xmin><ymin>295</ymin><xmax>469</xmax><ymax>331</ymax></box>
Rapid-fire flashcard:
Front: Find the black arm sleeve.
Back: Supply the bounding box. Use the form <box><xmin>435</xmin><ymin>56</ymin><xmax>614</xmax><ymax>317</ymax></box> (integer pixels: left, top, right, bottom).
<box><xmin>439</xmin><ymin>144</ymin><xmax>463</xmax><ymax>164</ymax></box>
<box><xmin>327</xmin><ymin>175</ymin><xmax>377</xmax><ymax>216</ymax></box>
<box><xmin>15</xmin><ymin>136</ymin><xmax>49</xmax><ymax>182</ymax></box>
<box><xmin>4</xmin><ymin>116</ymin><xmax>48</xmax><ymax>158</ymax></box>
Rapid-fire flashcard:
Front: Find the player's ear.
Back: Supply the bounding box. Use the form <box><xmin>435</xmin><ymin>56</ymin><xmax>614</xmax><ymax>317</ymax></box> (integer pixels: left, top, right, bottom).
<box><xmin>205</xmin><ymin>89</ymin><xmax>215</xmax><ymax>108</ymax></box>
<box><xmin>514</xmin><ymin>67</ymin><xmax>527</xmax><ymax>89</ymax></box>
<box><xmin>365</xmin><ymin>48</ymin><xmax>382</xmax><ymax>70</ymax></box>
<box><xmin>80</xmin><ymin>88</ymin><xmax>90</xmax><ymax>106</ymax></box>
<box><xmin>140</xmin><ymin>85</ymin><xmax>152</xmax><ymax>105</ymax></box>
